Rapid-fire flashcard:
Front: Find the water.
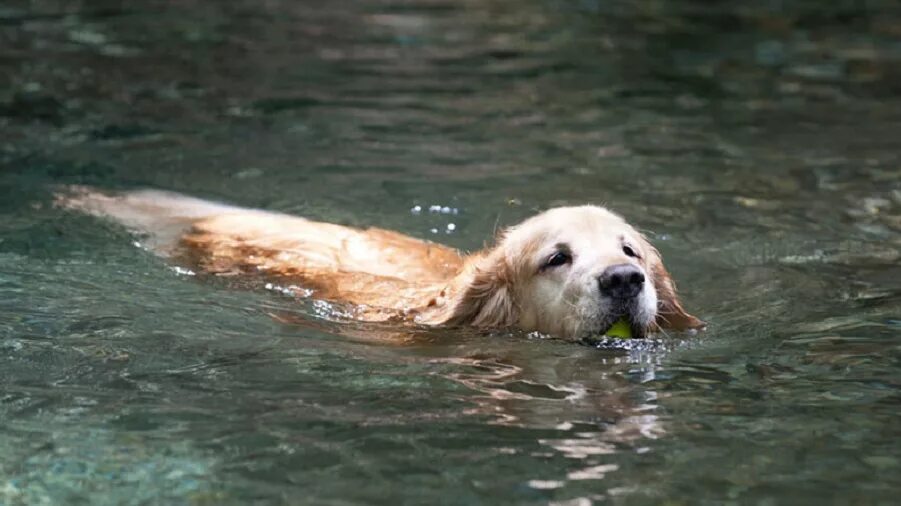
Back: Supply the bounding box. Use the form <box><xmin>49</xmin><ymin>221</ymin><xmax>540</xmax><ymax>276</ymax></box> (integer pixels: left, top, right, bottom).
<box><xmin>1</xmin><ymin>0</ymin><xmax>900</xmax><ymax>504</ymax></box>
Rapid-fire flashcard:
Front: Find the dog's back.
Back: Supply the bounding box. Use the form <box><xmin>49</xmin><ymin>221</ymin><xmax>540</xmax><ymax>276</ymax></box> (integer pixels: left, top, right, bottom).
<box><xmin>57</xmin><ymin>187</ymin><xmax>465</xmax><ymax>314</ymax></box>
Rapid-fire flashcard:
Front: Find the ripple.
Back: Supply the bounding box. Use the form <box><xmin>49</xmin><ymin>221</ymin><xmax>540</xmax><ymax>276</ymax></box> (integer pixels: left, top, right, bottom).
<box><xmin>2</xmin><ymin>0</ymin><xmax>901</xmax><ymax>503</ymax></box>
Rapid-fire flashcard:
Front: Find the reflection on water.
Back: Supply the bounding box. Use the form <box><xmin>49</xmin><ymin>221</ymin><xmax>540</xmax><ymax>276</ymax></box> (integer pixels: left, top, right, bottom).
<box><xmin>1</xmin><ymin>0</ymin><xmax>900</xmax><ymax>504</ymax></box>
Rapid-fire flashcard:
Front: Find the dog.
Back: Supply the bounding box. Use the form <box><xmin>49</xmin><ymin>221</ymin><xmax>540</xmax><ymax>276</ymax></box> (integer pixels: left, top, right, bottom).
<box><xmin>58</xmin><ymin>187</ymin><xmax>703</xmax><ymax>340</ymax></box>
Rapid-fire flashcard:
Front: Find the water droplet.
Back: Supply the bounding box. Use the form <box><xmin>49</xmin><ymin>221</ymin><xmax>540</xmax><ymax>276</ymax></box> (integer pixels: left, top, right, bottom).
<box><xmin>172</xmin><ymin>266</ymin><xmax>196</xmax><ymax>276</ymax></box>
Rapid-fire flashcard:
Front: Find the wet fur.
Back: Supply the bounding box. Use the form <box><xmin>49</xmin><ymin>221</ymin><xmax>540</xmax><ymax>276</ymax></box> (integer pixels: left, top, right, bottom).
<box><xmin>58</xmin><ymin>187</ymin><xmax>703</xmax><ymax>339</ymax></box>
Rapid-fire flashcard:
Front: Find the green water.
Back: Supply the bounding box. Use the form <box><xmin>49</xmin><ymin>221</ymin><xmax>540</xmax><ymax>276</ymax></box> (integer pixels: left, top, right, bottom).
<box><xmin>2</xmin><ymin>0</ymin><xmax>900</xmax><ymax>504</ymax></box>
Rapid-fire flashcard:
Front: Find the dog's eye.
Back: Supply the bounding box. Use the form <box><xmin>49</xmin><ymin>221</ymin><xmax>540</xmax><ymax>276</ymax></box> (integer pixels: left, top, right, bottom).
<box><xmin>623</xmin><ymin>245</ymin><xmax>640</xmax><ymax>259</ymax></box>
<box><xmin>544</xmin><ymin>251</ymin><xmax>571</xmax><ymax>269</ymax></box>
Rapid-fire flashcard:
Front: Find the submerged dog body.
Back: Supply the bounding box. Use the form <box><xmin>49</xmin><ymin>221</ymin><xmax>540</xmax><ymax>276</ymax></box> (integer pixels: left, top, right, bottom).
<box><xmin>60</xmin><ymin>188</ymin><xmax>702</xmax><ymax>339</ymax></box>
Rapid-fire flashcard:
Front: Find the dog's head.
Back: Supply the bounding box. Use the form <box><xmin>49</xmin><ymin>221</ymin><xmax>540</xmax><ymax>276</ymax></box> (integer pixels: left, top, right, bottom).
<box><xmin>443</xmin><ymin>206</ymin><xmax>703</xmax><ymax>339</ymax></box>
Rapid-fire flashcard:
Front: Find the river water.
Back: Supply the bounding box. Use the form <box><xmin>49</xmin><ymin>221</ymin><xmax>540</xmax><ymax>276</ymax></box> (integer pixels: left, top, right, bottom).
<box><xmin>1</xmin><ymin>0</ymin><xmax>900</xmax><ymax>504</ymax></box>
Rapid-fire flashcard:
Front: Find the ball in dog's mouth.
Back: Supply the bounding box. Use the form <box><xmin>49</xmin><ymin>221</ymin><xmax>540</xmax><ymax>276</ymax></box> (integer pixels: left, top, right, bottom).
<box><xmin>600</xmin><ymin>315</ymin><xmax>648</xmax><ymax>339</ymax></box>
<box><xmin>604</xmin><ymin>318</ymin><xmax>632</xmax><ymax>338</ymax></box>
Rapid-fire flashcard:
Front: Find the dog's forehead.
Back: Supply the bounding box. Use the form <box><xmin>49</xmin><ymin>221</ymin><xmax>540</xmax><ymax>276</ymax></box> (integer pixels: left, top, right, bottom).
<box><xmin>560</xmin><ymin>206</ymin><xmax>630</xmax><ymax>235</ymax></box>
<box><xmin>506</xmin><ymin>206</ymin><xmax>634</xmax><ymax>251</ymax></box>
<box><xmin>527</xmin><ymin>205</ymin><xmax>626</xmax><ymax>229</ymax></box>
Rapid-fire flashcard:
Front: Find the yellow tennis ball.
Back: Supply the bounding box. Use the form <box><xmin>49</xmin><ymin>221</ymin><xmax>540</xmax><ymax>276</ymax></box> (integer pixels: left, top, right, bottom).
<box><xmin>605</xmin><ymin>318</ymin><xmax>632</xmax><ymax>339</ymax></box>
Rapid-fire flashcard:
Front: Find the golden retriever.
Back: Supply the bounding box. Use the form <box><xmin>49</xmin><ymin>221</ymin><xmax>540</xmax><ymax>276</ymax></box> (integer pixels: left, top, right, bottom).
<box><xmin>58</xmin><ymin>187</ymin><xmax>703</xmax><ymax>340</ymax></box>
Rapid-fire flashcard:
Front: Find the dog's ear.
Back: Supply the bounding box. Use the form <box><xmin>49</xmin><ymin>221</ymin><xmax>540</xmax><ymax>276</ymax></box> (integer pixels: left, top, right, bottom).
<box><xmin>645</xmin><ymin>243</ymin><xmax>705</xmax><ymax>331</ymax></box>
<box><xmin>441</xmin><ymin>251</ymin><xmax>518</xmax><ymax>328</ymax></box>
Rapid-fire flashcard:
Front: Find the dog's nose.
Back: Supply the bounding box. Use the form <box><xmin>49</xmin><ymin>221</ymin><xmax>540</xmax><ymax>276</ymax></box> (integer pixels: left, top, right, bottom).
<box><xmin>598</xmin><ymin>264</ymin><xmax>645</xmax><ymax>299</ymax></box>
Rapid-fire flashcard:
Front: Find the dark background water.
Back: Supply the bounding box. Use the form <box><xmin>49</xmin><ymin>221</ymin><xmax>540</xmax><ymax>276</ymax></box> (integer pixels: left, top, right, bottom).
<box><xmin>1</xmin><ymin>0</ymin><xmax>900</xmax><ymax>504</ymax></box>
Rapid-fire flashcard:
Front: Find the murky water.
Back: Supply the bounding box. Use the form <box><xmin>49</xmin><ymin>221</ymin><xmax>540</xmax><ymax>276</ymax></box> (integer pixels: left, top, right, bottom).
<box><xmin>2</xmin><ymin>0</ymin><xmax>900</xmax><ymax>504</ymax></box>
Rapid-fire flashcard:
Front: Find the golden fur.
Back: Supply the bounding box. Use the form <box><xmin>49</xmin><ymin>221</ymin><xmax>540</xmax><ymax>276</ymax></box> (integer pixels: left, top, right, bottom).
<box><xmin>58</xmin><ymin>187</ymin><xmax>703</xmax><ymax>339</ymax></box>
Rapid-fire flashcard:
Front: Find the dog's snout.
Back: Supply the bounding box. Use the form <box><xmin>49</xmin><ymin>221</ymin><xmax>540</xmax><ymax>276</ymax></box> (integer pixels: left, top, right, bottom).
<box><xmin>598</xmin><ymin>264</ymin><xmax>645</xmax><ymax>299</ymax></box>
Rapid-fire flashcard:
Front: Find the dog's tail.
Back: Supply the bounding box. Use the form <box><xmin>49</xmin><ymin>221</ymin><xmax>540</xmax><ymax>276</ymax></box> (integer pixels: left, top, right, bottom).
<box><xmin>55</xmin><ymin>185</ymin><xmax>247</xmax><ymax>255</ymax></box>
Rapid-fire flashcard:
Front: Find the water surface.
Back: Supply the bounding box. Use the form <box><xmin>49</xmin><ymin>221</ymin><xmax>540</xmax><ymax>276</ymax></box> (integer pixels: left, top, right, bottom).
<box><xmin>1</xmin><ymin>0</ymin><xmax>900</xmax><ymax>504</ymax></box>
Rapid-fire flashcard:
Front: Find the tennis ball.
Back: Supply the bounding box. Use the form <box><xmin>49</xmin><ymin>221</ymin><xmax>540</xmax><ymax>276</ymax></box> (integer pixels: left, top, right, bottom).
<box><xmin>605</xmin><ymin>318</ymin><xmax>632</xmax><ymax>339</ymax></box>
